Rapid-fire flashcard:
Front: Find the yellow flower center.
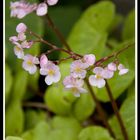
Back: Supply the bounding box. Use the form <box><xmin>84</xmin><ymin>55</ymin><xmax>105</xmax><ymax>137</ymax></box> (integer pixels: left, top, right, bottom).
<box><xmin>75</xmin><ymin>67</ymin><xmax>81</xmax><ymax>73</ymax></box>
<box><xmin>15</xmin><ymin>46</ymin><xmax>21</xmax><ymax>51</ymax></box>
<box><xmin>27</xmin><ymin>60</ymin><xmax>33</xmax><ymax>66</ymax></box>
<box><xmin>48</xmin><ymin>69</ymin><xmax>55</xmax><ymax>76</ymax></box>
<box><xmin>95</xmin><ymin>74</ymin><xmax>102</xmax><ymax>79</ymax></box>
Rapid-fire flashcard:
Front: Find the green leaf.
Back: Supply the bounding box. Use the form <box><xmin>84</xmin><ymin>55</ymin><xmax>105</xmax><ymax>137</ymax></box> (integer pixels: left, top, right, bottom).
<box><xmin>122</xmin><ymin>9</ymin><xmax>135</xmax><ymax>40</ymax></box>
<box><xmin>22</xmin><ymin>121</ymin><xmax>50</xmax><ymax>140</ymax></box>
<box><xmin>51</xmin><ymin>116</ymin><xmax>81</xmax><ymax>140</ymax></box>
<box><xmin>108</xmin><ymin>14</ymin><xmax>123</xmax><ymax>33</ymax></box>
<box><xmin>24</xmin><ymin>109</ymin><xmax>48</xmax><ymax>130</ymax></box>
<box><xmin>51</xmin><ymin>116</ymin><xmax>82</xmax><ymax>133</ymax></box>
<box><xmin>44</xmin><ymin>84</ymin><xmax>76</xmax><ymax>115</ymax></box>
<box><xmin>5</xmin><ymin>64</ymin><xmax>13</xmax><ymax>103</ymax></box>
<box><xmin>6</xmin><ymin>136</ymin><xmax>23</xmax><ymax>140</ymax></box>
<box><xmin>73</xmin><ymin>93</ymin><xmax>95</xmax><ymax>121</ymax></box>
<box><xmin>78</xmin><ymin>126</ymin><xmax>114</xmax><ymax>140</ymax></box>
<box><xmin>109</xmin><ymin>91</ymin><xmax>135</xmax><ymax>140</ymax></box>
<box><xmin>12</xmin><ymin>70</ymin><xmax>28</xmax><ymax>101</ymax></box>
<box><xmin>60</xmin><ymin>1</ymin><xmax>115</xmax><ymax>59</ymax></box>
<box><xmin>5</xmin><ymin>0</ymin><xmax>43</xmax><ymax>72</ymax></box>
<box><xmin>6</xmin><ymin>101</ymin><xmax>24</xmax><ymax>136</ymax></box>
<box><xmin>94</xmin><ymin>40</ymin><xmax>135</xmax><ymax>102</ymax></box>
<box><xmin>44</xmin><ymin>62</ymin><xmax>77</xmax><ymax>115</ymax></box>
<box><xmin>47</xmin><ymin>129</ymin><xmax>78</xmax><ymax>140</ymax></box>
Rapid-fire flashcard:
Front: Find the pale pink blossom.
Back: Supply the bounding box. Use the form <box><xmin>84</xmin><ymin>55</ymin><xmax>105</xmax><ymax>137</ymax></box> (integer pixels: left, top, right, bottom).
<box><xmin>16</xmin><ymin>23</ymin><xmax>27</xmax><ymax>33</ymax></box>
<box><xmin>70</xmin><ymin>60</ymin><xmax>88</xmax><ymax>79</ymax></box>
<box><xmin>107</xmin><ymin>62</ymin><xmax>117</xmax><ymax>71</ymax></box>
<box><xmin>21</xmin><ymin>40</ymin><xmax>33</xmax><ymax>48</ymax></box>
<box><xmin>9</xmin><ymin>36</ymin><xmax>19</xmax><ymax>44</ymax></box>
<box><xmin>36</xmin><ymin>3</ymin><xmax>48</xmax><ymax>16</ymax></box>
<box><xmin>63</xmin><ymin>75</ymin><xmax>87</xmax><ymax>97</ymax></box>
<box><xmin>40</xmin><ymin>62</ymin><xmax>61</xmax><ymax>85</ymax></box>
<box><xmin>10</xmin><ymin>1</ymin><xmax>37</xmax><ymax>19</ymax></box>
<box><xmin>17</xmin><ymin>33</ymin><xmax>26</xmax><ymax>41</ymax></box>
<box><xmin>83</xmin><ymin>54</ymin><xmax>96</xmax><ymax>66</ymax></box>
<box><xmin>89</xmin><ymin>67</ymin><xmax>114</xmax><ymax>88</ymax></box>
<box><xmin>40</xmin><ymin>54</ymin><xmax>48</xmax><ymax>68</ymax></box>
<box><xmin>118</xmin><ymin>64</ymin><xmax>129</xmax><ymax>75</ymax></box>
<box><xmin>47</xmin><ymin>0</ymin><xmax>59</xmax><ymax>6</ymax></box>
<box><xmin>22</xmin><ymin>54</ymin><xmax>39</xmax><ymax>74</ymax></box>
<box><xmin>13</xmin><ymin>43</ymin><xmax>24</xmax><ymax>59</ymax></box>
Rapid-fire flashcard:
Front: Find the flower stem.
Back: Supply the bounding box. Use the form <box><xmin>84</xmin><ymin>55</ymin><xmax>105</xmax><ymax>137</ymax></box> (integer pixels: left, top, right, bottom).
<box><xmin>105</xmin><ymin>81</ymin><xmax>129</xmax><ymax>140</ymax></box>
<box><xmin>85</xmin><ymin>78</ymin><xmax>116</xmax><ymax>138</ymax></box>
<box><xmin>46</xmin><ymin>14</ymin><xmax>72</xmax><ymax>52</ymax></box>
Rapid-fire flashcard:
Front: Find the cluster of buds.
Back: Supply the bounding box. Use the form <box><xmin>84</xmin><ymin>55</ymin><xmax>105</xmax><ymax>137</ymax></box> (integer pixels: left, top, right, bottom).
<box><xmin>10</xmin><ymin>0</ymin><xmax>59</xmax><ymax>18</ymax></box>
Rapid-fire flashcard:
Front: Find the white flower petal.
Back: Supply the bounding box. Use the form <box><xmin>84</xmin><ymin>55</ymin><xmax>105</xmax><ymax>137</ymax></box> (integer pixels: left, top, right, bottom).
<box><xmin>96</xmin><ymin>78</ymin><xmax>106</xmax><ymax>88</ymax></box>
<box><xmin>28</xmin><ymin>65</ymin><xmax>37</xmax><ymax>74</ymax></box>
<box><xmin>108</xmin><ymin>62</ymin><xmax>117</xmax><ymax>71</ymax></box>
<box><xmin>40</xmin><ymin>68</ymin><xmax>48</xmax><ymax>75</ymax></box>
<box><xmin>119</xmin><ymin>69</ymin><xmax>129</xmax><ymax>75</ymax></box>
<box><xmin>93</xmin><ymin>67</ymin><xmax>104</xmax><ymax>75</ymax></box>
<box><xmin>89</xmin><ymin>75</ymin><xmax>97</xmax><ymax>86</ymax></box>
<box><xmin>102</xmin><ymin>68</ymin><xmax>114</xmax><ymax>79</ymax></box>
<box><xmin>45</xmin><ymin>76</ymin><xmax>53</xmax><ymax>85</ymax></box>
<box><xmin>14</xmin><ymin>46</ymin><xmax>24</xmax><ymax>59</ymax></box>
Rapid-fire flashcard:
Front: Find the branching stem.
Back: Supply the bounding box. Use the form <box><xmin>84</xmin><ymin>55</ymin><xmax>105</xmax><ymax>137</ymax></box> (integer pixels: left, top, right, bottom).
<box><xmin>105</xmin><ymin>81</ymin><xmax>129</xmax><ymax>140</ymax></box>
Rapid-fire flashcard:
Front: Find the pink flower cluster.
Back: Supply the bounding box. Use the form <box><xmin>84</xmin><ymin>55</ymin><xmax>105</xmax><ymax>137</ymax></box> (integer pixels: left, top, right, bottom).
<box><xmin>63</xmin><ymin>55</ymin><xmax>129</xmax><ymax>97</ymax></box>
<box><xmin>9</xmin><ymin>23</ymin><xmax>61</xmax><ymax>84</ymax></box>
<box><xmin>9</xmin><ymin>23</ymin><xmax>33</xmax><ymax>59</ymax></box>
<box><xmin>10</xmin><ymin>0</ymin><xmax>59</xmax><ymax>18</ymax></box>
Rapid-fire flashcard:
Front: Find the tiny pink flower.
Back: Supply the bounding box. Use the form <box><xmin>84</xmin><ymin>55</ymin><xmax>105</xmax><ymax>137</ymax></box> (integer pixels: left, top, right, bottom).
<box><xmin>10</xmin><ymin>1</ymin><xmax>37</xmax><ymax>19</ymax></box>
<box><xmin>118</xmin><ymin>64</ymin><xmax>129</xmax><ymax>75</ymax></box>
<box><xmin>83</xmin><ymin>54</ymin><xmax>96</xmax><ymax>66</ymax></box>
<box><xmin>102</xmin><ymin>67</ymin><xmax>114</xmax><ymax>79</ymax></box>
<box><xmin>89</xmin><ymin>67</ymin><xmax>114</xmax><ymax>88</ymax></box>
<box><xmin>17</xmin><ymin>33</ymin><xmax>26</xmax><ymax>41</ymax></box>
<box><xmin>16</xmin><ymin>23</ymin><xmax>27</xmax><ymax>33</ymax></box>
<box><xmin>107</xmin><ymin>62</ymin><xmax>117</xmax><ymax>71</ymax></box>
<box><xmin>47</xmin><ymin>0</ymin><xmax>59</xmax><ymax>6</ymax></box>
<box><xmin>70</xmin><ymin>60</ymin><xmax>88</xmax><ymax>79</ymax></box>
<box><xmin>22</xmin><ymin>54</ymin><xmax>39</xmax><ymax>74</ymax></box>
<box><xmin>40</xmin><ymin>62</ymin><xmax>61</xmax><ymax>85</ymax></box>
<box><xmin>13</xmin><ymin>43</ymin><xmax>24</xmax><ymax>59</ymax></box>
<box><xmin>9</xmin><ymin>36</ymin><xmax>19</xmax><ymax>44</ymax></box>
<box><xmin>63</xmin><ymin>75</ymin><xmax>87</xmax><ymax>97</ymax></box>
<box><xmin>40</xmin><ymin>54</ymin><xmax>48</xmax><ymax>68</ymax></box>
<box><xmin>36</xmin><ymin>3</ymin><xmax>48</xmax><ymax>16</ymax></box>
<box><xmin>21</xmin><ymin>40</ymin><xmax>33</xmax><ymax>49</ymax></box>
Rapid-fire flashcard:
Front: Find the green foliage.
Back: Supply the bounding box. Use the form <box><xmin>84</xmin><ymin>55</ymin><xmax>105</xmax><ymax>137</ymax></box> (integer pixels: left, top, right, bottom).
<box><xmin>60</xmin><ymin>1</ymin><xmax>115</xmax><ymax>59</ymax></box>
<box><xmin>109</xmin><ymin>90</ymin><xmax>135</xmax><ymax>140</ymax></box>
<box><xmin>22</xmin><ymin>121</ymin><xmax>50</xmax><ymax>140</ymax></box>
<box><xmin>5</xmin><ymin>101</ymin><xmax>24</xmax><ymax>136</ymax></box>
<box><xmin>73</xmin><ymin>93</ymin><xmax>95</xmax><ymax>121</ymax></box>
<box><xmin>94</xmin><ymin>40</ymin><xmax>135</xmax><ymax>102</ymax></box>
<box><xmin>122</xmin><ymin>9</ymin><xmax>135</xmax><ymax>40</ymax></box>
<box><xmin>51</xmin><ymin>116</ymin><xmax>82</xmax><ymax>132</ymax></box>
<box><xmin>6</xmin><ymin>136</ymin><xmax>23</xmax><ymax>140</ymax></box>
<box><xmin>44</xmin><ymin>84</ymin><xmax>76</xmax><ymax>115</ymax></box>
<box><xmin>12</xmin><ymin>71</ymin><xmax>28</xmax><ymax>101</ymax></box>
<box><xmin>78</xmin><ymin>126</ymin><xmax>114</xmax><ymax>140</ymax></box>
<box><xmin>24</xmin><ymin>109</ymin><xmax>47</xmax><ymax>130</ymax></box>
<box><xmin>5</xmin><ymin>64</ymin><xmax>13</xmax><ymax>103</ymax></box>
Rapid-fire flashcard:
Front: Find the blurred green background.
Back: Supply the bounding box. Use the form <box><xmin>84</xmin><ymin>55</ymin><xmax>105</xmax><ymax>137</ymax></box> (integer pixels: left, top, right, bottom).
<box><xmin>5</xmin><ymin>0</ymin><xmax>135</xmax><ymax>140</ymax></box>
